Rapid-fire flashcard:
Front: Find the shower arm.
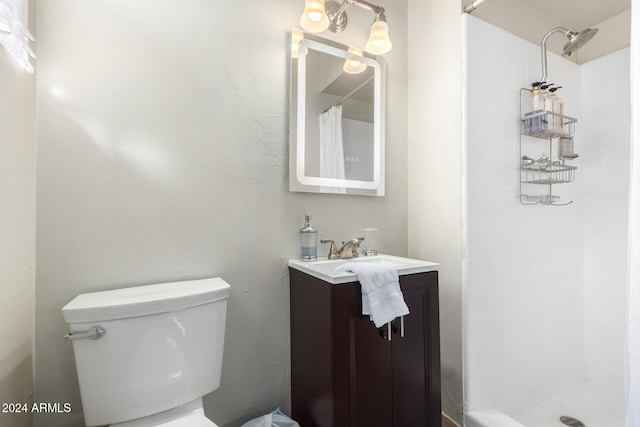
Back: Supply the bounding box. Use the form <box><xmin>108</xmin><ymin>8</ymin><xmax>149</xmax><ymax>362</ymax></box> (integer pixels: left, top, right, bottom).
<box><xmin>539</xmin><ymin>27</ymin><xmax>571</xmax><ymax>84</ymax></box>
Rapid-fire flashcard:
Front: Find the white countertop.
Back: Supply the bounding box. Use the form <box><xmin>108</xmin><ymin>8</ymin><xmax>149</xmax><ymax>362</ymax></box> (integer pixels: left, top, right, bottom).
<box><xmin>288</xmin><ymin>254</ymin><xmax>440</xmax><ymax>284</ymax></box>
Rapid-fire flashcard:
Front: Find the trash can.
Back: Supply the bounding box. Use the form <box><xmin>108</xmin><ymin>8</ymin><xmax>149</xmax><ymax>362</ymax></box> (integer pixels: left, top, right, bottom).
<box><xmin>240</xmin><ymin>408</ymin><xmax>300</xmax><ymax>427</ymax></box>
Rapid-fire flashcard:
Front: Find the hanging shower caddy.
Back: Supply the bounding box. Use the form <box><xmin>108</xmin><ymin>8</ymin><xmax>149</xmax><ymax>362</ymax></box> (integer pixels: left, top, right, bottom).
<box><xmin>516</xmin><ymin>25</ymin><xmax>597</xmax><ymax>206</ymax></box>
<box><xmin>519</xmin><ymin>88</ymin><xmax>577</xmax><ymax>206</ymax></box>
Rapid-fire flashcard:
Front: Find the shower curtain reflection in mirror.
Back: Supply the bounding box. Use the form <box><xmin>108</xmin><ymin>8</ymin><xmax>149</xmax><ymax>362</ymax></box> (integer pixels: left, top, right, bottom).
<box><xmin>319</xmin><ymin>106</ymin><xmax>346</xmax><ymax>192</ymax></box>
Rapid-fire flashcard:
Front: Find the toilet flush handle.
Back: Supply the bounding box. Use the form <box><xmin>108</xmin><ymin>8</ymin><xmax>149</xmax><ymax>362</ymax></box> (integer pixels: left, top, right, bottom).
<box><xmin>64</xmin><ymin>326</ymin><xmax>106</xmax><ymax>341</ymax></box>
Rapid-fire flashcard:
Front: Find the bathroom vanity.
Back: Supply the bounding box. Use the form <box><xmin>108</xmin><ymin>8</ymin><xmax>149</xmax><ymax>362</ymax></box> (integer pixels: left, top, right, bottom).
<box><xmin>289</xmin><ymin>256</ymin><xmax>441</xmax><ymax>427</ymax></box>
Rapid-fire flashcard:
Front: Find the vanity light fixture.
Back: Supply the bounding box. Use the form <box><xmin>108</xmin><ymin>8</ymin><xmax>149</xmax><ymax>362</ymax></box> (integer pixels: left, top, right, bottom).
<box><xmin>299</xmin><ymin>0</ymin><xmax>392</xmax><ymax>55</ymax></box>
<box><xmin>343</xmin><ymin>47</ymin><xmax>367</xmax><ymax>74</ymax></box>
<box><xmin>364</xmin><ymin>12</ymin><xmax>391</xmax><ymax>55</ymax></box>
<box><xmin>300</xmin><ymin>0</ymin><xmax>331</xmax><ymax>33</ymax></box>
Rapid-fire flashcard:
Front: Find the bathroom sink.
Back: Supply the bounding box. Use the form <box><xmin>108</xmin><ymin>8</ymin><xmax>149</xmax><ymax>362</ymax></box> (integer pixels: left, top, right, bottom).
<box><xmin>288</xmin><ymin>254</ymin><xmax>439</xmax><ymax>284</ymax></box>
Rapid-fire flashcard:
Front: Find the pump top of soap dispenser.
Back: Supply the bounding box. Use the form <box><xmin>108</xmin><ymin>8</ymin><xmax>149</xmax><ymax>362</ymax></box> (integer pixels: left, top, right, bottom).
<box><xmin>530</xmin><ymin>81</ymin><xmax>546</xmax><ymax>91</ymax></box>
<box><xmin>300</xmin><ymin>214</ymin><xmax>317</xmax><ymax>233</ymax></box>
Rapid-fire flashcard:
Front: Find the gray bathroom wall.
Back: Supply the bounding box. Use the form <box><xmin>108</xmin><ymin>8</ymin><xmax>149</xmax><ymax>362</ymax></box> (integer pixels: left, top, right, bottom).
<box><xmin>0</xmin><ymin>3</ymin><xmax>36</xmax><ymax>427</ymax></box>
<box><xmin>407</xmin><ymin>0</ymin><xmax>463</xmax><ymax>423</ymax></box>
<box><xmin>33</xmin><ymin>1</ymin><xmax>408</xmax><ymax>426</ymax></box>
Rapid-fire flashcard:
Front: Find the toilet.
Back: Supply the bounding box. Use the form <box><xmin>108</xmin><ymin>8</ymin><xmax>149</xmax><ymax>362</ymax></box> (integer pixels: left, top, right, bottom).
<box><xmin>62</xmin><ymin>277</ymin><xmax>230</xmax><ymax>426</ymax></box>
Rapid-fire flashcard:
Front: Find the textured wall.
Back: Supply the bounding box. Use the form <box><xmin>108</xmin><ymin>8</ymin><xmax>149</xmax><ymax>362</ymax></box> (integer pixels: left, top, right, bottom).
<box><xmin>0</xmin><ymin>4</ymin><xmax>36</xmax><ymax>427</ymax></box>
<box><xmin>33</xmin><ymin>1</ymin><xmax>408</xmax><ymax>426</ymax></box>
<box><xmin>407</xmin><ymin>0</ymin><xmax>463</xmax><ymax>423</ymax></box>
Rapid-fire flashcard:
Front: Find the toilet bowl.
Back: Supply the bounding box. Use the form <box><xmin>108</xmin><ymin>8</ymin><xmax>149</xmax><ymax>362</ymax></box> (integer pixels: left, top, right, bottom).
<box><xmin>62</xmin><ymin>277</ymin><xmax>230</xmax><ymax>427</ymax></box>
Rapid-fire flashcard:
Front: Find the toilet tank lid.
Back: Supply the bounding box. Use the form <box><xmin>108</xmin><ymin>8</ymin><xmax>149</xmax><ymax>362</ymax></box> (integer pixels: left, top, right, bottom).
<box><xmin>62</xmin><ymin>277</ymin><xmax>230</xmax><ymax>323</ymax></box>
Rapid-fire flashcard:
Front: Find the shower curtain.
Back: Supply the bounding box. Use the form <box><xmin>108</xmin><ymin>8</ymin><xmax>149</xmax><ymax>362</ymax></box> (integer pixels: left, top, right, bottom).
<box><xmin>319</xmin><ymin>106</ymin><xmax>346</xmax><ymax>182</ymax></box>
<box><xmin>629</xmin><ymin>1</ymin><xmax>640</xmax><ymax>425</ymax></box>
<box><xmin>320</xmin><ymin>107</ymin><xmax>347</xmax><ymax>193</ymax></box>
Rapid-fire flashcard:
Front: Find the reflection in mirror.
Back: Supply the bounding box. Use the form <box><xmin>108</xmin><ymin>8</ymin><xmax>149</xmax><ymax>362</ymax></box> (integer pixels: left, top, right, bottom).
<box><xmin>289</xmin><ymin>30</ymin><xmax>385</xmax><ymax>196</ymax></box>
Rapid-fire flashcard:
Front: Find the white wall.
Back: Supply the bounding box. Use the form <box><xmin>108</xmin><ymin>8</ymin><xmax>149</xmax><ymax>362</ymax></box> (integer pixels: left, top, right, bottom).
<box><xmin>0</xmin><ymin>6</ymin><xmax>36</xmax><ymax>427</ymax></box>
<box><xmin>407</xmin><ymin>0</ymin><xmax>463</xmax><ymax>422</ymax></box>
<box><xmin>33</xmin><ymin>1</ymin><xmax>408</xmax><ymax>426</ymax></box>
<box><xmin>463</xmin><ymin>14</ymin><xmax>585</xmax><ymax>415</ymax></box>
<box><xmin>580</xmin><ymin>47</ymin><xmax>629</xmax><ymax>399</ymax></box>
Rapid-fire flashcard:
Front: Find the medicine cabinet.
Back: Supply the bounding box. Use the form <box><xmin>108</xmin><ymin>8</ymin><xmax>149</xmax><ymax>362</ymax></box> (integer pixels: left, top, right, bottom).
<box><xmin>289</xmin><ymin>30</ymin><xmax>386</xmax><ymax>196</ymax></box>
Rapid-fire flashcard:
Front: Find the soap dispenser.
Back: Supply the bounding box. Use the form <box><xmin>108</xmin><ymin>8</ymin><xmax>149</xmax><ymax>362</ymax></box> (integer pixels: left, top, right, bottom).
<box><xmin>299</xmin><ymin>214</ymin><xmax>318</xmax><ymax>261</ymax></box>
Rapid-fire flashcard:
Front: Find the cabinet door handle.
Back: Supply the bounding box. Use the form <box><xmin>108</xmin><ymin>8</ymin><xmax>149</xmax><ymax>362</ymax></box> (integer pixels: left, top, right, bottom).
<box><xmin>379</xmin><ymin>323</ymin><xmax>391</xmax><ymax>341</ymax></box>
<box><xmin>379</xmin><ymin>321</ymin><xmax>397</xmax><ymax>342</ymax></box>
<box><xmin>400</xmin><ymin>315</ymin><xmax>405</xmax><ymax>338</ymax></box>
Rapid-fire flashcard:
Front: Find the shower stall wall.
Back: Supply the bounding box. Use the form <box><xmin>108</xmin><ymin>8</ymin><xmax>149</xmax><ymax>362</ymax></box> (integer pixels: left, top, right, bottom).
<box><xmin>462</xmin><ymin>14</ymin><xmax>628</xmax><ymax>427</ymax></box>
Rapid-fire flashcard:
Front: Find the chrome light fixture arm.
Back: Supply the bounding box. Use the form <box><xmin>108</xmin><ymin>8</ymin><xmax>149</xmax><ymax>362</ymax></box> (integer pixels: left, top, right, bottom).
<box><xmin>326</xmin><ymin>0</ymin><xmax>387</xmax><ymax>33</ymax></box>
<box><xmin>326</xmin><ymin>0</ymin><xmax>351</xmax><ymax>32</ymax></box>
<box><xmin>351</xmin><ymin>0</ymin><xmax>382</xmax><ymax>14</ymax></box>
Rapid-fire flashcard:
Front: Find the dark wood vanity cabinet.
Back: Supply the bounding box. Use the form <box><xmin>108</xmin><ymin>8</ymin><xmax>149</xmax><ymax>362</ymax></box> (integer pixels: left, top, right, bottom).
<box><xmin>289</xmin><ymin>269</ymin><xmax>441</xmax><ymax>427</ymax></box>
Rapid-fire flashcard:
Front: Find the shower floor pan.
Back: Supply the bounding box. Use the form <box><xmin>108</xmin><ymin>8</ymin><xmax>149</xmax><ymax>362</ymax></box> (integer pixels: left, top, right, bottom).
<box><xmin>466</xmin><ymin>381</ymin><xmax>624</xmax><ymax>427</ymax></box>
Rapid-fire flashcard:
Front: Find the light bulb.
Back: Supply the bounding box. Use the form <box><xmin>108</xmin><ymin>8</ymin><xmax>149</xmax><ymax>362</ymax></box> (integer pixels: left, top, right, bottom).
<box><xmin>299</xmin><ymin>0</ymin><xmax>330</xmax><ymax>33</ymax></box>
<box><xmin>308</xmin><ymin>11</ymin><xmax>323</xmax><ymax>21</ymax></box>
<box><xmin>291</xmin><ymin>28</ymin><xmax>305</xmax><ymax>58</ymax></box>
<box><xmin>343</xmin><ymin>48</ymin><xmax>367</xmax><ymax>74</ymax></box>
<box><xmin>365</xmin><ymin>19</ymin><xmax>392</xmax><ymax>55</ymax></box>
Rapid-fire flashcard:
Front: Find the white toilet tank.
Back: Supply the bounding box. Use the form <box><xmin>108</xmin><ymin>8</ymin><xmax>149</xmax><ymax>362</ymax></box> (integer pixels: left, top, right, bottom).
<box><xmin>62</xmin><ymin>277</ymin><xmax>230</xmax><ymax>427</ymax></box>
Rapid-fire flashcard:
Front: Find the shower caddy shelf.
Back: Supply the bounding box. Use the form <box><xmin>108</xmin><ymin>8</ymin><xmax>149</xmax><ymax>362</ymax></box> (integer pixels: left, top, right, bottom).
<box><xmin>519</xmin><ymin>88</ymin><xmax>578</xmax><ymax>206</ymax></box>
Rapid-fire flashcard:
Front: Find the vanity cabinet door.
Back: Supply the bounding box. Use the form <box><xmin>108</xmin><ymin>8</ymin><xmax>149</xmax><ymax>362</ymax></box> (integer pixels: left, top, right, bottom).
<box><xmin>289</xmin><ymin>269</ymin><xmax>441</xmax><ymax>427</ymax></box>
<box><xmin>391</xmin><ymin>273</ymin><xmax>441</xmax><ymax>427</ymax></box>
<box><xmin>344</xmin><ymin>272</ymin><xmax>441</xmax><ymax>427</ymax></box>
<box><xmin>345</xmin><ymin>295</ymin><xmax>393</xmax><ymax>427</ymax></box>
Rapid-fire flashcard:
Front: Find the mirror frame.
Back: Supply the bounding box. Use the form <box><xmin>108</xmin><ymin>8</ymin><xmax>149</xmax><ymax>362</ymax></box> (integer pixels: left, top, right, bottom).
<box><xmin>289</xmin><ymin>32</ymin><xmax>386</xmax><ymax>196</ymax></box>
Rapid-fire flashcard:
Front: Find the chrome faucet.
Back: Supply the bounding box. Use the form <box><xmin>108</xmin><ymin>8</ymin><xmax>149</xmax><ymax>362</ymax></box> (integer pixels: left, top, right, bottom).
<box><xmin>320</xmin><ymin>239</ymin><xmax>338</xmax><ymax>258</ymax></box>
<box><xmin>321</xmin><ymin>238</ymin><xmax>364</xmax><ymax>259</ymax></box>
<box><xmin>338</xmin><ymin>238</ymin><xmax>363</xmax><ymax>259</ymax></box>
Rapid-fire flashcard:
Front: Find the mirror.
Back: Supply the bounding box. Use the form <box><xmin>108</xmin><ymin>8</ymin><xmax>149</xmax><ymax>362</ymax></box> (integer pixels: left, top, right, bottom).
<box><xmin>289</xmin><ymin>30</ymin><xmax>386</xmax><ymax>196</ymax></box>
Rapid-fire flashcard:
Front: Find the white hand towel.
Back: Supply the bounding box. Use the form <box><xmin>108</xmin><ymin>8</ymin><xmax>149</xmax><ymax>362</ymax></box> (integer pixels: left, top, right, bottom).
<box><xmin>337</xmin><ymin>261</ymin><xmax>409</xmax><ymax>327</ymax></box>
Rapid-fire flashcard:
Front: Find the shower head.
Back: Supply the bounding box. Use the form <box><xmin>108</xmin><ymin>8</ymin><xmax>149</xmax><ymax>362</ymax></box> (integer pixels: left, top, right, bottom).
<box><xmin>562</xmin><ymin>28</ymin><xmax>598</xmax><ymax>56</ymax></box>
<box><xmin>537</xmin><ymin>26</ymin><xmax>599</xmax><ymax>83</ymax></box>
